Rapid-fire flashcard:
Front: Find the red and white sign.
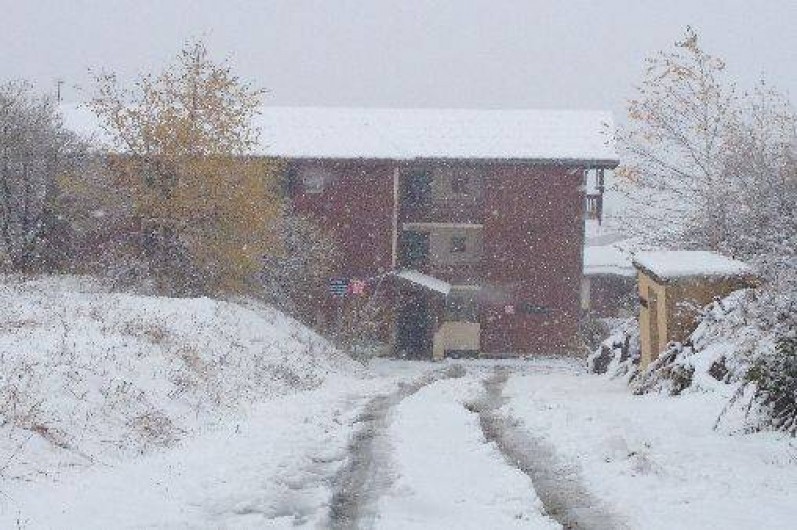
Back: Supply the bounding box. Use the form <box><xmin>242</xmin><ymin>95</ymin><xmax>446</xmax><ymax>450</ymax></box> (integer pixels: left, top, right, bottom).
<box><xmin>349</xmin><ymin>279</ymin><xmax>366</xmax><ymax>295</ymax></box>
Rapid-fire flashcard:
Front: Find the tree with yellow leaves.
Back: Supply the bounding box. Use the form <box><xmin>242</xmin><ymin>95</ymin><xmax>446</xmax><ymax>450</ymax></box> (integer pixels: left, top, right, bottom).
<box><xmin>89</xmin><ymin>40</ymin><xmax>280</xmax><ymax>295</ymax></box>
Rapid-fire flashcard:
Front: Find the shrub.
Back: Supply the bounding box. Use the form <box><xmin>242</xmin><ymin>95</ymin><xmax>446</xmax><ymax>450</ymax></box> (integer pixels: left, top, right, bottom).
<box><xmin>747</xmin><ymin>336</ymin><xmax>797</xmax><ymax>435</ymax></box>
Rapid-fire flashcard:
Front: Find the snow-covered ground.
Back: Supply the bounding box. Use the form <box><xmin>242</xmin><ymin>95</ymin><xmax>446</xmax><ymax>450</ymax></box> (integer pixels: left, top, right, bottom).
<box><xmin>502</xmin><ymin>367</ymin><xmax>797</xmax><ymax>530</ymax></box>
<box><xmin>0</xmin><ymin>275</ymin><xmax>363</xmax><ymax>525</ymax></box>
<box><xmin>1</xmin><ymin>277</ymin><xmax>795</xmax><ymax>528</ymax></box>
<box><xmin>1</xmin><ymin>377</ymin><xmax>390</xmax><ymax>529</ymax></box>
<box><xmin>376</xmin><ymin>374</ymin><xmax>556</xmax><ymax>529</ymax></box>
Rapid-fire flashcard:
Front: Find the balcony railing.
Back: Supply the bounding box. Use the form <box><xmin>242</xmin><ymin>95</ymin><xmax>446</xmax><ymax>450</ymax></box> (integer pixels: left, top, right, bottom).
<box><xmin>585</xmin><ymin>193</ymin><xmax>603</xmax><ymax>223</ymax></box>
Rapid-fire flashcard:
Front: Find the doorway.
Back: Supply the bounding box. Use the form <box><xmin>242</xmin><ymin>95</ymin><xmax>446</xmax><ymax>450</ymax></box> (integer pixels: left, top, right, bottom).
<box><xmin>648</xmin><ymin>286</ymin><xmax>660</xmax><ymax>356</ymax></box>
<box><xmin>399</xmin><ymin>230</ymin><xmax>430</xmax><ymax>269</ymax></box>
<box><xmin>396</xmin><ymin>295</ymin><xmax>433</xmax><ymax>359</ymax></box>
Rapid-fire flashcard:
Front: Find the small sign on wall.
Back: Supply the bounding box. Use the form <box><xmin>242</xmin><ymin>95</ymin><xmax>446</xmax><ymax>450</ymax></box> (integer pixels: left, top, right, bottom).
<box><xmin>522</xmin><ymin>303</ymin><xmax>551</xmax><ymax>315</ymax></box>
<box><xmin>328</xmin><ymin>278</ymin><xmax>349</xmax><ymax>296</ymax></box>
<box><xmin>349</xmin><ymin>279</ymin><xmax>366</xmax><ymax>295</ymax></box>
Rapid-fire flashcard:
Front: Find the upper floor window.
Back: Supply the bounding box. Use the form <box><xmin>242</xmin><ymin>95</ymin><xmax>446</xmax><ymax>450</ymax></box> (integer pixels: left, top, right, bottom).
<box><xmin>451</xmin><ymin>174</ymin><xmax>469</xmax><ymax>195</ymax></box>
<box><xmin>450</xmin><ymin>235</ymin><xmax>467</xmax><ymax>253</ymax></box>
<box><xmin>404</xmin><ymin>170</ymin><xmax>433</xmax><ymax>205</ymax></box>
<box><xmin>439</xmin><ymin>167</ymin><xmax>483</xmax><ymax>198</ymax></box>
<box><xmin>301</xmin><ymin>166</ymin><xmax>333</xmax><ymax>194</ymax></box>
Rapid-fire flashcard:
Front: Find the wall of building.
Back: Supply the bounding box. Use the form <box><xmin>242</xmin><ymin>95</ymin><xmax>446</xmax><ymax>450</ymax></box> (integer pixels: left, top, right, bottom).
<box><xmin>583</xmin><ymin>274</ymin><xmax>636</xmax><ymax>317</ymax></box>
<box><xmin>481</xmin><ymin>164</ymin><xmax>585</xmax><ymax>355</ymax></box>
<box><xmin>638</xmin><ymin>271</ymin><xmax>668</xmax><ymax>368</ymax></box>
<box><xmin>290</xmin><ymin>160</ymin><xmax>395</xmax><ymax>278</ymax></box>
<box><xmin>288</xmin><ymin>159</ymin><xmax>587</xmax><ymax>357</ymax></box>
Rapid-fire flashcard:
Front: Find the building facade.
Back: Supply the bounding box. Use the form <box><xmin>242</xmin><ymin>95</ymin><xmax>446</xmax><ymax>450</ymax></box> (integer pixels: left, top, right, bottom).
<box><xmin>266</xmin><ymin>107</ymin><xmax>619</xmax><ymax>358</ymax></box>
<box><xmin>62</xmin><ymin>105</ymin><xmax>619</xmax><ymax>358</ymax></box>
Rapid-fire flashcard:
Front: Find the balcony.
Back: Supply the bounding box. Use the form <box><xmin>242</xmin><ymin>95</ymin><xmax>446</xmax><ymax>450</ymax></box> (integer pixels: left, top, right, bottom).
<box><xmin>585</xmin><ymin>193</ymin><xmax>603</xmax><ymax>223</ymax></box>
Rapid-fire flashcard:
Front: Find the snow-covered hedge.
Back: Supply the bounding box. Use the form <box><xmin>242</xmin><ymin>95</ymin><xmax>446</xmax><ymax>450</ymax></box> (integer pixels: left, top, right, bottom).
<box><xmin>0</xmin><ymin>275</ymin><xmax>359</xmax><ymax>480</ymax></box>
<box><xmin>598</xmin><ymin>288</ymin><xmax>796</xmax><ymax>435</ymax></box>
<box><xmin>587</xmin><ymin>318</ymin><xmax>640</xmax><ymax>383</ymax></box>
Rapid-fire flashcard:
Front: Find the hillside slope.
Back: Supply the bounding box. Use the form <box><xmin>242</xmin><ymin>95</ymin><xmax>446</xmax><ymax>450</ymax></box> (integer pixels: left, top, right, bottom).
<box><xmin>0</xmin><ymin>275</ymin><xmax>359</xmax><ymax>481</ymax></box>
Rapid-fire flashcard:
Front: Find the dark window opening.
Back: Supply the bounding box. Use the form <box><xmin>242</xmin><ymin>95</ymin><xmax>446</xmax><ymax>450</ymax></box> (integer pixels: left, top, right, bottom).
<box><xmin>445</xmin><ymin>292</ymin><xmax>478</xmax><ymax>322</ymax></box>
<box><xmin>400</xmin><ymin>230</ymin><xmax>430</xmax><ymax>268</ymax></box>
<box><xmin>450</xmin><ymin>235</ymin><xmax>467</xmax><ymax>253</ymax></box>
<box><xmin>522</xmin><ymin>303</ymin><xmax>551</xmax><ymax>315</ymax></box>
<box><xmin>403</xmin><ymin>170</ymin><xmax>433</xmax><ymax>206</ymax></box>
<box><xmin>451</xmin><ymin>174</ymin><xmax>469</xmax><ymax>194</ymax></box>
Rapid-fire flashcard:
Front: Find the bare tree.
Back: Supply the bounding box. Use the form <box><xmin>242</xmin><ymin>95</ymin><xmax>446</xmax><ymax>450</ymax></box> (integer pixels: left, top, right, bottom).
<box><xmin>0</xmin><ymin>82</ymin><xmax>85</xmax><ymax>271</ymax></box>
<box><xmin>715</xmin><ymin>83</ymin><xmax>797</xmax><ymax>292</ymax></box>
<box><xmin>615</xmin><ymin>27</ymin><xmax>738</xmax><ymax>248</ymax></box>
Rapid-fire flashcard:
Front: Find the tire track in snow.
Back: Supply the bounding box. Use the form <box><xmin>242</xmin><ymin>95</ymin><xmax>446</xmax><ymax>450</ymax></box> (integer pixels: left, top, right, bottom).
<box><xmin>469</xmin><ymin>367</ymin><xmax>627</xmax><ymax>530</ymax></box>
<box><xmin>327</xmin><ymin>365</ymin><xmax>465</xmax><ymax>530</ymax></box>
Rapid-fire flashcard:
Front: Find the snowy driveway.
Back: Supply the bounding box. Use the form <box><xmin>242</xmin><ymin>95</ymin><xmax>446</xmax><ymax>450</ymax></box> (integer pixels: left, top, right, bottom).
<box><xmin>3</xmin><ymin>359</ymin><xmax>795</xmax><ymax>529</ymax></box>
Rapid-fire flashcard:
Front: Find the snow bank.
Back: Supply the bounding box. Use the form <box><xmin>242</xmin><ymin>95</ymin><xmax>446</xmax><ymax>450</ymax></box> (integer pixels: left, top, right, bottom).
<box><xmin>1</xmin><ymin>379</ymin><xmax>372</xmax><ymax>529</ymax></box>
<box><xmin>0</xmin><ymin>275</ymin><xmax>359</xmax><ymax>482</ymax></box>
<box><xmin>587</xmin><ymin>318</ymin><xmax>640</xmax><ymax>381</ymax></box>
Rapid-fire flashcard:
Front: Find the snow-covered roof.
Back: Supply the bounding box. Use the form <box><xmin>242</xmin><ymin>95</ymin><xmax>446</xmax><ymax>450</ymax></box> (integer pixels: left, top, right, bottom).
<box><xmin>60</xmin><ymin>104</ymin><xmax>618</xmax><ymax>163</ymax></box>
<box><xmin>393</xmin><ymin>270</ymin><xmax>451</xmax><ymax>295</ymax></box>
<box><xmin>633</xmin><ymin>251</ymin><xmax>755</xmax><ymax>282</ymax></box>
<box><xmin>583</xmin><ymin>245</ymin><xmax>635</xmax><ymax>277</ymax></box>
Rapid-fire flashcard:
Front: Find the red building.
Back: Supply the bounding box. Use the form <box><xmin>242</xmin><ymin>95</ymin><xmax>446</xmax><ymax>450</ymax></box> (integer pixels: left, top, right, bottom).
<box><xmin>258</xmin><ymin>107</ymin><xmax>619</xmax><ymax>358</ymax></box>
<box><xmin>258</xmin><ymin>108</ymin><xmax>619</xmax><ymax>358</ymax></box>
<box><xmin>61</xmin><ymin>105</ymin><xmax>619</xmax><ymax>357</ymax></box>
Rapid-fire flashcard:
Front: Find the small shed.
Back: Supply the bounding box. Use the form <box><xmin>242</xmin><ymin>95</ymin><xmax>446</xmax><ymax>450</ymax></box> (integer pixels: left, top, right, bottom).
<box><xmin>582</xmin><ymin>243</ymin><xmax>636</xmax><ymax>317</ymax></box>
<box><xmin>632</xmin><ymin>251</ymin><xmax>757</xmax><ymax>368</ymax></box>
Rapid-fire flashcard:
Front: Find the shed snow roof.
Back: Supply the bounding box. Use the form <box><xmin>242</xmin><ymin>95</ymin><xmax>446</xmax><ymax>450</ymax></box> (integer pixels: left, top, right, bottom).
<box><xmin>633</xmin><ymin>251</ymin><xmax>755</xmax><ymax>282</ymax></box>
<box><xmin>393</xmin><ymin>270</ymin><xmax>451</xmax><ymax>295</ymax></box>
<box><xmin>61</xmin><ymin>105</ymin><xmax>618</xmax><ymax>163</ymax></box>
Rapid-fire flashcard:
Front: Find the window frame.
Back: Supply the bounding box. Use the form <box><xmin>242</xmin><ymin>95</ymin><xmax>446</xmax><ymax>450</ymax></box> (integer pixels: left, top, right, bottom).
<box><xmin>300</xmin><ymin>166</ymin><xmax>331</xmax><ymax>194</ymax></box>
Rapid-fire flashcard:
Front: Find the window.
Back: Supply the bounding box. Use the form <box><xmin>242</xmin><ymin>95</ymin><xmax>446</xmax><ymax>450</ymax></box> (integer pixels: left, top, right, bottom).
<box><xmin>301</xmin><ymin>167</ymin><xmax>332</xmax><ymax>194</ymax></box>
<box><xmin>450</xmin><ymin>235</ymin><xmax>467</xmax><ymax>253</ymax></box>
<box><xmin>445</xmin><ymin>292</ymin><xmax>478</xmax><ymax>322</ymax></box>
<box><xmin>443</xmin><ymin>167</ymin><xmax>482</xmax><ymax>198</ymax></box>
<box><xmin>451</xmin><ymin>174</ymin><xmax>469</xmax><ymax>194</ymax></box>
<box><xmin>404</xmin><ymin>170</ymin><xmax>432</xmax><ymax>204</ymax></box>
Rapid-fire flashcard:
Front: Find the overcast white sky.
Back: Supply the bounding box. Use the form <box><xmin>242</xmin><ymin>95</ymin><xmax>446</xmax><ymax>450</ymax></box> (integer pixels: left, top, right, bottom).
<box><xmin>2</xmin><ymin>0</ymin><xmax>795</xmax><ymax>116</ymax></box>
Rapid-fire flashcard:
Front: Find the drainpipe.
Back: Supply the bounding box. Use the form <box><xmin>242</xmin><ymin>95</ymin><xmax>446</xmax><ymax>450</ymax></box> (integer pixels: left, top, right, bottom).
<box><xmin>391</xmin><ymin>166</ymin><xmax>399</xmax><ymax>269</ymax></box>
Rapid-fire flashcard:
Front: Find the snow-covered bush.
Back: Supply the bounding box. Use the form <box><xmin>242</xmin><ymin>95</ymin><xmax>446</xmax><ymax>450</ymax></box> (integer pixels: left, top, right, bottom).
<box><xmin>631</xmin><ymin>288</ymin><xmax>796</xmax><ymax>435</ymax></box>
<box><xmin>587</xmin><ymin>318</ymin><xmax>640</xmax><ymax>382</ymax></box>
<box><xmin>745</xmin><ymin>336</ymin><xmax>797</xmax><ymax>435</ymax></box>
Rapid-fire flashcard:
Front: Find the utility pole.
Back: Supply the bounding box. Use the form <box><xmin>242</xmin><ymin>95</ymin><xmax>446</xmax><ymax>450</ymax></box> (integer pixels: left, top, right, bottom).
<box><xmin>56</xmin><ymin>79</ymin><xmax>64</xmax><ymax>103</ymax></box>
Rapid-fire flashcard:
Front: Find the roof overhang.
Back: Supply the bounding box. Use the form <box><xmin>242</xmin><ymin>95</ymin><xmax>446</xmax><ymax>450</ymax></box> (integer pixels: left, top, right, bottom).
<box><xmin>392</xmin><ymin>270</ymin><xmax>451</xmax><ymax>295</ymax></box>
